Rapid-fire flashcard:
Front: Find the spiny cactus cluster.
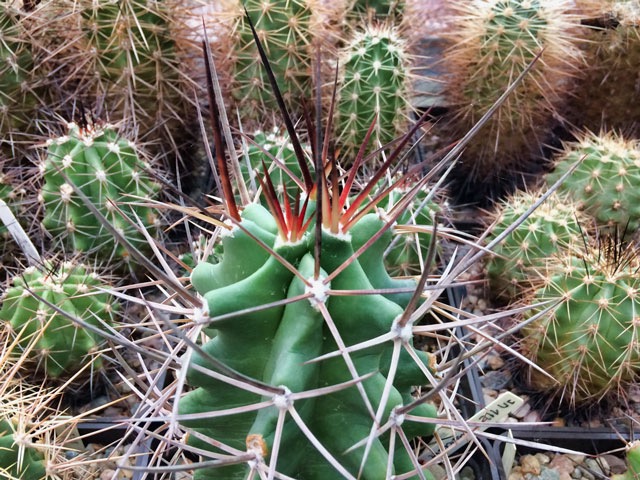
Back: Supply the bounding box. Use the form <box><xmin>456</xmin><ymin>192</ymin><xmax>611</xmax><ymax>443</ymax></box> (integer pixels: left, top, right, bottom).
<box><xmin>337</xmin><ymin>23</ymin><xmax>410</xmax><ymax>164</ymax></box>
<box><xmin>485</xmin><ymin>190</ymin><xmax>587</xmax><ymax>300</ymax></box>
<box><xmin>546</xmin><ymin>130</ymin><xmax>640</xmax><ymax>234</ymax></box>
<box><xmin>0</xmin><ymin>260</ymin><xmax>116</xmax><ymax>379</ymax></box>
<box><xmin>521</xmin><ymin>238</ymin><xmax>640</xmax><ymax>405</ymax></box>
<box><xmin>40</xmin><ymin>122</ymin><xmax>162</xmax><ymax>266</ymax></box>
<box><xmin>443</xmin><ymin>0</ymin><xmax>583</xmax><ymax>186</ymax></box>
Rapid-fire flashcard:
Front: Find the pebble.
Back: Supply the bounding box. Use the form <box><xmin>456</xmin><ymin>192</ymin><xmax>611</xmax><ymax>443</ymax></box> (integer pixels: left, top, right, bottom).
<box><xmin>486</xmin><ymin>353</ymin><xmax>505</xmax><ymax>370</ymax></box>
<box><xmin>538</xmin><ymin>466</ymin><xmax>561</xmax><ymax>480</ymax></box>
<box><xmin>100</xmin><ymin>470</ymin><xmax>116</xmax><ymax>480</ymax></box>
<box><xmin>522</xmin><ymin>409</ymin><xmax>542</xmax><ymax>423</ymax></box>
<box><xmin>585</xmin><ymin>457</ymin><xmax>609</xmax><ymax>477</ymax></box>
<box><xmin>535</xmin><ymin>453</ymin><xmax>551</xmax><ymax>465</ymax></box>
<box><xmin>602</xmin><ymin>454</ymin><xmax>627</xmax><ymax>475</ymax></box>
<box><xmin>513</xmin><ymin>401</ymin><xmax>531</xmax><ymax>419</ymax></box>
<box><xmin>550</xmin><ymin>454</ymin><xmax>576</xmax><ymax>478</ymax></box>
<box><xmin>480</xmin><ymin>370</ymin><xmax>512</xmax><ymax>390</ymax></box>
<box><xmin>521</xmin><ymin>454</ymin><xmax>542</xmax><ymax>475</ymax></box>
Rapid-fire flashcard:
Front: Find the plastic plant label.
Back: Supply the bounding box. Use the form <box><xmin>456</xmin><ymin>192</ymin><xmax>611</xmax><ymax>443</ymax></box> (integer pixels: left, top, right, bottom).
<box><xmin>425</xmin><ymin>391</ymin><xmax>524</xmax><ymax>458</ymax></box>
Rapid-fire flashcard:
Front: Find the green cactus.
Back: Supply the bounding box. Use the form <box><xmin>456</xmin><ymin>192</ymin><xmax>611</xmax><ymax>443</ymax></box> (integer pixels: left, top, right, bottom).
<box><xmin>521</xmin><ymin>238</ymin><xmax>640</xmax><ymax>405</ymax></box>
<box><xmin>613</xmin><ymin>440</ymin><xmax>640</xmax><ymax>480</ymax></box>
<box><xmin>40</xmin><ymin>123</ymin><xmax>162</xmax><ymax>266</ymax></box>
<box><xmin>443</xmin><ymin>0</ymin><xmax>583</xmax><ymax>185</ymax></box>
<box><xmin>546</xmin><ymin>131</ymin><xmax>640</xmax><ymax>234</ymax></box>
<box><xmin>239</xmin><ymin>128</ymin><xmax>309</xmax><ymax>201</ymax></box>
<box><xmin>179</xmin><ymin>200</ymin><xmax>438</xmax><ymax>479</ymax></box>
<box><xmin>0</xmin><ymin>3</ymin><xmax>44</xmax><ymax>157</ymax></box>
<box><xmin>0</xmin><ymin>260</ymin><xmax>116</xmax><ymax>378</ymax></box>
<box><xmin>337</xmin><ymin>22</ymin><xmax>410</xmax><ymax>164</ymax></box>
<box><xmin>224</xmin><ymin>0</ymin><xmax>316</xmax><ymax>119</ymax></box>
<box><xmin>0</xmin><ymin>418</ymin><xmax>47</xmax><ymax>480</ymax></box>
<box><xmin>485</xmin><ymin>190</ymin><xmax>587</xmax><ymax>301</ymax></box>
<box><xmin>348</xmin><ymin>0</ymin><xmax>404</xmax><ymax>18</ymax></box>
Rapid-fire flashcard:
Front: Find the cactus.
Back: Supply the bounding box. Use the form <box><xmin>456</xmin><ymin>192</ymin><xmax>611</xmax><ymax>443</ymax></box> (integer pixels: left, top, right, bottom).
<box><xmin>485</xmin><ymin>190</ymin><xmax>587</xmax><ymax>300</ymax></box>
<box><xmin>443</xmin><ymin>0</ymin><xmax>583</xmax><ymax>190</ymax></box>
<box><xmin>337</xmin><ymin>22</ymin><xmax>410</xmax><ymax>164</ymax></box>
<box><xmin>521</xmin><ymin>237</ymin><xmax>640</xmax><ymax>405</ymax></box>
<box><xmin>613</xmin><ymin>440</ymin><xmax>640</xmax><ymax>480</ymax></box>
<box><xmin>567</xmin><ymin>2</ymin><xmax>640</xmax><ymax>133</ymax></box>
<box><xmin>222</xmin><ymin>0</ymin><xmax>318</xmax><ymax>120</ymax></box>
<box><xmin>178</xmin><ymin>158</ymin><xmax>439</xmax><ymax>478</ymax></box>
<box><xmin>40</xmin><ymin>122</ymin><xmax>162</xmax><ymax>266</ymax></box>
<box><xmin>0</xmin><ymin>260</ymin><xmax>116</xmax><ymax>379</ymax></box>
<box><xmin>348</xmin><ymin>0</ymin><xmax>404</xmax><ymax>18</ymax></box>
<box><xmin>546</xmin><ymin>130</ymin><xmax>640</xmax><ymax>234</ymax></box>
<box><xmin>0</xmin><ymin>3</ymin><xmax>45</xmax><ymax>157</ymax></box>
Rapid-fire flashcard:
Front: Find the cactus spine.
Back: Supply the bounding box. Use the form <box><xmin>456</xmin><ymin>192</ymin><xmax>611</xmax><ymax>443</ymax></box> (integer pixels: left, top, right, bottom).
<box><xmin>40</xmin><ymin>123</ymin><xmax>162</xmax><ymax>266</ymax></box>
<box><xmin>546</xmin><ymin>130</ymin><xmax>640</xmax><ymax>234</ymax></box>
<box><xmin>0</xmin><ymin>261</ymin><xmax>116</xmax><ymax>378</ymax></box>
<box><xmin>443</xmin><ymin>0</ymin><xmax>582</xmax><ymax>187</ymax></box>
<box><xmin>337</xmin><ymin>22</ymin><xmax>410</xmax><ymax>163</ymax></box>
<box><xmin>521</xmin><ymin>239</ymin><xmax>640</xmax><ymax>405</ymax></box>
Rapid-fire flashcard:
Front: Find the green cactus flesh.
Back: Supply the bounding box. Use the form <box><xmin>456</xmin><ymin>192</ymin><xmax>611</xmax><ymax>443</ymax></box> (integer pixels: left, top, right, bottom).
<box><xmin>486</xmin><ymin>190</ymin><xmax>586</xmax><ymax>300</ymax></box>
<box><xmin>40</xmin><ymin>123</ymin><xmax>161</xmax><ymax>265</ymax></box>
<box><xmin>444</xmin><ymin>0</ymin><xmax>581</xmax><ymax>180</ymax></box>
<box><xmin>613</xmin><ymin>440</ymin><xmax>640</xmax><ymax>480</ymax></box>
<box><xmin>0</xmin><ymin>419</ymin><xmax>47</xmax><ymax>480</ymax></box>
<box><xmin>229</xmin><ymin>0</ymin><xmax>314</xmax><ymax>117</ymax></box>
<box><xmin>337</xmin><ymin>23</ymin><xmax>409</xmax><ymax>164</ymax></box>
<box><xmin>546</xmin><ymin>131</ymin><xmax>640</xmax><ymax>233</ymax></box>
<box><xmin>179</xmin><ymin>204</ymin><xmax>437</xmax><ymax>479</ymax></box>
<box><xmin>0</xmin><ymin>261</ymin><xmax>116</xmax><ymax>378</ymax></box>
<box><xmin>0</xmin><ymin>4</ymin><xmax>42</xmax><ymax>152</ymax></box>
<box><xmin>522</xmin><ymin>241</ymin><xmax>640</xmax><ymax>405</ymax></box>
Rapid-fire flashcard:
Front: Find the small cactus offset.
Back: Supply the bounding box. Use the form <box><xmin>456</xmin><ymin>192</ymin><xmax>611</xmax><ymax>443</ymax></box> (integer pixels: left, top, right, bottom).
<box><xmin>521</xmin><ymin>238</ymin><xmax>640</xmax><ymax>405</ymax></box>
<box><xmin>546</xmin><ymin>130</ymin><xmax>640</xmax><ymax>234</ymax></box>
<box><xmin>40</xmin><ymin>122</ymin><xmax>163</xmax><ymax>266</ymax></box>
<box><xmin>443</xmin><ymin>0</ymin><xmax>583</xmax><ymax>188</ymax></box>
<box><xmin>337</xmin><ymin>22</ymin><xmax>410</xmax><ymax>164</ymax></box>
<box><xmin>485</xmin><ymin>190</ymin><xmax>587</xmax><ymax>301</ymax></box>
<box><xmin>0</xmin><ymin>260</ymin><xmax>116</xmax><ymax>378</ymax></box>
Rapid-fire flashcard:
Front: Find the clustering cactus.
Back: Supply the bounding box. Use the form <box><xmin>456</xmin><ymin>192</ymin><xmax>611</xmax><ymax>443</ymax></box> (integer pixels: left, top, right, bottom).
<box><xmin>337</xmin><ymin>22</ymin><xmax>410</xmax><ymax>164</ymax></box>
<box><xmin>521</xmin><ymin>238</ymin><xmax>640</xmax><ymax>405</ymax></box>
<box><xmin>546</xmin><ymin>130</ymin><xmax>640</xmax><ymax>234</ymax></box>
<box><xmin>0</xmin><ymin>260</ymin><xmax>116</xmax><ymax>378</ymax></box>
<box><xmin>40</xmin><ymin>122</ymin><xmax>162</xmax><ymax>266</ymax></box>
<box><xmin>443</xmin><ymin>0</ymin><xmax>583</xmax><ymax>187</ymax></box>
<box><xmin>178</xmin><ymin>184</ymin><xmax>439</xmax><ymax>477</ymax></box>
<box><xmin>485</xmin><ymin>190</ymin><xmax>587</xmax><ymax>300</ymax></box>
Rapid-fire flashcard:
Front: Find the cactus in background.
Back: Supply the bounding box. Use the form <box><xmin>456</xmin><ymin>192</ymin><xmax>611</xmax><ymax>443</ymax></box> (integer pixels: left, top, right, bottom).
<box><xmin>0</xmin><ymin>261</ymin><xmax>116</xmax><ymax>378</ymax></box>
<box><xmin>567</xmin><ymin>2</ymin><xmax>640</xmax><ymax>133</ymax></box>
<box><xmin>443</xmin><ymin>0</ymin><xmax>583</xmax><ymax>190</ymax></box>
<box><xmin>485</xmin><ymin>190</ymin><xmax>587</xmax><ymax>301</ymax></box>
<box><xmin>0</xmin><ymin>417</ymin><xmax>47</xmax><ymax>480</ymax></box>
<box><xmin>239</xmin><ymin>128</ymin><xmax>310</xmax><ymax>201</ymax></box>
<box><xmin>348</xmin><ymin>0</ymin><xmax>404</xmax><ymax>18</ymax></box>
<box><xmin>40</xmin><ymin>122</ymin><xmax>162</xmax><ymax>266</ymax></box>
<box><xmin>337</xmin><ymin>22</ymin><xmax>410</xmax><ymax>164</ymax></box>
<box><xmin>546</xmin><ymin>130</ymin><xmax>640</xmax><ymax>234</ymax></box>
<box><xmin>521</xmin><ymin>238</ymin><xmax>640</xmax><ymax>405</ymax></box>
<box><xmin>222</xmin><ymin>0</ymin><xmax>317</xmax><ymax>119</ymax></box>
<box><xmin>0</xmin><ymin>3</ymin><xmax>45</xmax><ymax>157</ymax></box>
<box><xmin>613</xmin><ymin>441</ymin><xmax>640</xmax><ymax>480</ymax></box>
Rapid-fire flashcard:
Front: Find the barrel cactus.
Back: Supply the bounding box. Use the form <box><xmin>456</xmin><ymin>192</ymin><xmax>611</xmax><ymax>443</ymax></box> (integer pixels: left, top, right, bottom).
<box><xmin>337</xmin><ymin>22</ymin><xmax>410</xmax><ymax>164</ymax></box>
<box><xmin>485</xmin><ymin>190</ymin><xmax>587</xmax><ymax>301</ymax></box>
<box><xmin>521</xmin><ymin>238</ymin><xmax>640</xmax><ymax>405</ymax></box>
<box><xmin>546</xmin><ymin>130</ymin><xmax>640</xmax><ymax>234</ymax></box>
<box><xmin>443</xmin><ymin>0</ymin><xmax>583</xmax><ymax>191</ymax></box>
<box><xmin>40</xmin><ymin>122</ymin><xmax>162</xmax><ymax>267</ymax></box>
<box><xmin>0</xmin><ymin>260</ymin><xmax>117</xmax><ymax>378</ymax></box>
